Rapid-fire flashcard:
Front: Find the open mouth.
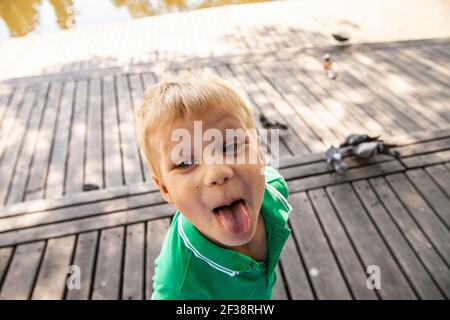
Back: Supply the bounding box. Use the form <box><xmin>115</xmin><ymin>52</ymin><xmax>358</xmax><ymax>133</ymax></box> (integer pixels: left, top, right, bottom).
<box><xmin>212</xmin><ymin>199</ymin><xmax>251</xmax><ymax>235</ymax></box>
<box><xmin>213</xmin><ymin>199</ymin><xmax>244</xmax><ymax>214</ymax></box>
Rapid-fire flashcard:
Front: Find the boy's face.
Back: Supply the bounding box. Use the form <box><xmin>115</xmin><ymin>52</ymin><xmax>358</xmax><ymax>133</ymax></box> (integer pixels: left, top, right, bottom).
<box><xmin>152</xmin><ymin>110</ymin><xmax>266</xmax><ymax>248</ymax></box>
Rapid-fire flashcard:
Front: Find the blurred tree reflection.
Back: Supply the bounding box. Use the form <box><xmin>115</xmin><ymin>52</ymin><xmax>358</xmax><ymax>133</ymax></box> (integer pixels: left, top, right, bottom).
<box><xmin>0</xmin><ymin>0</ymin><xmax>42</xmax><ymax>37</ymax></box>
<box><xmin>111</xmin><ymin>0</ymin><xmax>154</xmax><ymax>18</ymax></box>
<box><xmin>0</xmin><ymin>0</ymin><xmax>270</xmax><ymax>38</ymax></box>
<box><xmin>49</xmin><ymin>0</ymin><xmax>76</xmax><ymax>29</ymax></box>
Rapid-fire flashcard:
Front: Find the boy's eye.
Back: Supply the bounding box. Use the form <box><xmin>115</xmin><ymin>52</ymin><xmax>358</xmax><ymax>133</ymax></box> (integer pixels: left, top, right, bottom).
<box><xmin>176</xmin><ymin>159</ymin><xmax>195</xmax><ymax>169</ymax></box>
<box><xmin>223</xmin><ymin>141</ymin><xmax>245</xmax><ymax>156</ymax></box>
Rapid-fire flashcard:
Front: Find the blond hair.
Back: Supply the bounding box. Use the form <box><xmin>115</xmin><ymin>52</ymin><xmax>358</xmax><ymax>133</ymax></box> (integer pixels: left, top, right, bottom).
<box><xmin>135</xmin><ymin>72</ymin><xmax>256</xmax><ymax>178</ymax></box>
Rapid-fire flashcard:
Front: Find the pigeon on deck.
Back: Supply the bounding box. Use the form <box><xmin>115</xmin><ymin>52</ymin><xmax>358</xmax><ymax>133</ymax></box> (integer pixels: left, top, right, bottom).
<box><xmin>323</xmin><ymin>53</ymin><xmax>337</xmax><ymax>80</ymax></box>
<box><xmin>325</xmin><ymin>134</ymin><xmax>400</xmax><ymax>173</ymax></box>
<box><xmin>82</xmin><ymin>183</ymin><xmax>100</xmax><ymax>192</ymax></box>
<box><xmin>259</xmin><ymin>114</ymin><xmax>288</xmax><ymax>130</ymax></box>
<box><xmin>339</xmin><ymin>134</ymin><xmax>380</xmax><ymax>147</ymax></box>
<box><xmin>332</xmin><ymin>33</ymin><xmax>350</xmax><ymax>43</ymax></box>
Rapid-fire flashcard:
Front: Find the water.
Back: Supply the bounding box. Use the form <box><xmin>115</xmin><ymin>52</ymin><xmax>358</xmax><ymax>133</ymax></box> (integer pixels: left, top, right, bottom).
<box><xmin>0</xmin><ymin>0</ymin><xmax>275</xmax><ymax>40</ymax></box>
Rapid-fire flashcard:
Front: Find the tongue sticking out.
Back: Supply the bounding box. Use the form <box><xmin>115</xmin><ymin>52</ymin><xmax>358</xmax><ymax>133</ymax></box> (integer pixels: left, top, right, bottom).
<box><xmin>215</xmin><ymin>200</ymin><xmax>251</xmax><ymax>235</ymax></box>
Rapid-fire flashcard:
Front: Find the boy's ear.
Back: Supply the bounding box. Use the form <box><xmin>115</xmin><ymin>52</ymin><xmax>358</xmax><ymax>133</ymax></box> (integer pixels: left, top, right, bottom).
<box><xmin>152</xmin><ymin>174</ymin><xmax>174</xmax><ymax>204</ymax></box>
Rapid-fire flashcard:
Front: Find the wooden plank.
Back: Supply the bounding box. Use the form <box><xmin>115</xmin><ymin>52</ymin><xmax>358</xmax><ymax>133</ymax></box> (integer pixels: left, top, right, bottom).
<box><xmin>272</xmin><ymin>265</ymin><xmax>288</xmax><ymax>300</ymax></box>
<box><xmin>385</xmin><ymin>173</ymin><xmax>450</xmax><ymax>266</ymax></box>
<box><xmin>102</xmin><ymin>75</ymin><xmax>123</xmax><ymax>188</ymax></box>
<box><xmin>243</xmin><ymin>62</ymin><xmax>326</xmax><ymax>153</ymax></box>
<box><xmin>272</xmin><ymin>64</ymin><xmax>347</xmax><ymax>148</ymax></box>
<box><xmin>273</xmin><ymin>60</ymin><xmax>350</xmax><ymax>144</ymax></box>
<box><xmin>348</xmin><ymin>52</ymin><xmax>440</xmax><ymax>131</ymax></box>
<box><xmin>288</xmin><ymin>160</ymin><xmax>405</xmax><ymax>193</ymax></box>
<box><xmin>281</xmin><ymin>156</ymin><xmax>390</xmax><ymax>182</ymax></box>
<box><xmin>0</xmin><ymin>89</ymin><xmax>37</xmax><ymax>205</ymax></box>
<box><xmin>402</xmin><ymin>149</ymin><xmax>450</xmax><ymax>168</ymax></box>
<box><xmin>389</xmin><ymin>47</ymin><xmax>450</xmax><ymax>90</ymax></box>
<box><xmin>382</xmin><ymin>127</ymin><xmax>450</xmax><ymax>146</ymax></box>
<box><xmin>145</xmin><ymin>219</ymin><xmax>170</xmax><ymax>299</ymax></box>
<box><xmin>0</xmin><ymin>241</ymin><xmax>45</xmax><ymax>299</ymax></box>
<box><xmin>122</xmin><ymin>223</ymin><xmax>145</xmax><ymax>300</ymax></box>
<box><xmin>65</xmin><ymin>80</ymin><xmax>88</xmax><ymax>195</ymax></box>
<box><xmin>92</xmin><ymin>226</ymin><xmax>124</xmax><ymax>300</ymax></box>
<box><xmin>116</xmin><ymin>75</ymin><xmax>143</xmax><ymax>185</ymax></box>
<box><xmin>0</xmin><ymin>247</ymin><xmax>13</xmax><ymax>286</ymax></box>
<box><xmin>370</xmin><ymin>177</ymin><xmax>450</xmax><ymax>298</ymax></box>
<box><xmin>397</xmin><ymin>136</ymin><xmax>450</xmax><ymax>156</ymax></box>
<box><xmin>26</xmin><ymin>82</ymin><xmax>63</xmax><ymax>200</ymax></box>
<box><xmin>31</xmin><ymin>235</ymin><xmax>76</xmax><ymax>299</ymax></box>
<box><xmin>279</xmin><ymin>229</ymin><xmax>315</xmax><ymax>300</ymax></box>
<box><xmin>370</xmin><ymin>50</ymin><xmax>448</xmax><ymax>126</ymax></box>
<box><xmin>390</xmin><ymin>50</ymin><xmax>450</xmax><ymax>113</ymax></box>
<box><xmin>280</xmin><ymin>59</ymin><xmax>371</xmax><ymax>137</ymax></box>
<box><xmin>65</xmin><ymin>231</ymin><xmax>98</xmax><ymax>300</ymax></box>
<box><xmin>0</xmin><ymin>191</ymin><xmax>165</xmax><ymax>233</ymax></box>
<box><xmin>234</xmin><ymin>63</ymin><xmax>311</xmax><ymax>154</ymax></box>
<box><xmin>84</xmin><ymin>78</ymin><xmax>104</xmax><ymax>189</ymax></box>
<box><xmin>45</xmin><ymin>81</ymin><xmax>75</xmax><ymax>198</ymax></box>
<box><xmin>353</xmin><ymin>179</ymin><xmax>445</xmax><ymax>299</ymax></box>
<box><xmin>6</xmin><ymin>83</ymin><xmax>49</xmax><ymax>205</ymax></box>
<box><xmin>287</xmin><ymin>192</ymin><xmax>354</xmax><ymax>299</ymax></box>
<box><xmin>308</xmin><ymin>188</ymin><xmax>377</xmax><ymax>299</ymax></box>
<box><xmin>406</xmin><ymin>168</ymin><xmax>450</xmax><ymax>228</ymax></box>
<box><xmin>0</xmin><ymin>87</ymin><xmax>26</xmax><ymax>161</ymax></box>
<box><xmin>0</xmin><ymin>86</ymin><xmax>13</xmax><ymax>127</ymax></box>
<box><xmin>424</xmin><ymin>164</ymin><xmax>450</xmax><ymax>198</ymax></box>
<box><xmin>423</xmin><ymin>45</ymin><xmax>450</xmax><ymax>69</ymax></box>
<box><xmin>0</xmin><ymin>181</ymin><xmax>154</xmax><ymax>218</ymax></box>
<box><xmin>278</xmin><ymin>152</ymin><xmax>324</xmax><ymax>169</ymax></box>
<box><xmin>400</xmin><ymin>47</ymin><xmax>450</xmax><ymax>93</ymax></box>
<box><xmin>128</xmin><ymin>74</ymin><xmax>152</xmax><ymax>183</ymax></box>
<box><xmin>319</xmin><ymin>54</ymin><xmax>412</xmax><ymax>135</ymax></box>
<box><xmin>327</xmin><ymin>183</ymin><xmax>417</xmax><ymax>299</ymax></box>
<box><xmin>0</xmin><ymin>202</ymin><xmax>175</xmax><ymax>247</ymax></box>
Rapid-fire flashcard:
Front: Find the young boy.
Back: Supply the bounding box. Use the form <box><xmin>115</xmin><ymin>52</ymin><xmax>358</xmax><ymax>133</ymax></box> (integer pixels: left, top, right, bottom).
<box><xmin>135</xmin><ymin>72</ymin><xmax>292</xmax><ymax>300</ymax></box>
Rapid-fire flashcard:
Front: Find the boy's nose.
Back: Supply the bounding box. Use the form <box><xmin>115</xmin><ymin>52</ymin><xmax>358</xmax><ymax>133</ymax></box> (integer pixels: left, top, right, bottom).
<box><xmin>203</xmin><ymin>164</ymin><xmax>233</xmax><ymax>186</ymax></box>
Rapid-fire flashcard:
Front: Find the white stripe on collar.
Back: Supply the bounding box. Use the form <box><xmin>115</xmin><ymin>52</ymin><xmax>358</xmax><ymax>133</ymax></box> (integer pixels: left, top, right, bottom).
<box><xmin>177</xmin><ymin>215</ymin><xmax>240</xmax><ymax>277</ymax></box>
<box><xmin>265</xmin><ymin>182</ymin><xmax>293</xmax><ymax>212</ymax></box>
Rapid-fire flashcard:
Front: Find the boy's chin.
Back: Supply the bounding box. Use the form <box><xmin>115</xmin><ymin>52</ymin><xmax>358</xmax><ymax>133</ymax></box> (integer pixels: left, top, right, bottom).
<box><xmin>219</xmin><ymin>229</ymin><xmax>256</xmax><ymax>248</ymax></box>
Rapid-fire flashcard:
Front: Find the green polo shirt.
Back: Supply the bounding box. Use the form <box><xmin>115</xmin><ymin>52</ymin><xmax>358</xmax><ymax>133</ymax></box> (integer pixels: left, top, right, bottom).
<box><xmin>151</xmin><ymin>166</ymin><xmax>292</xmax><ymax>300</ymax></box>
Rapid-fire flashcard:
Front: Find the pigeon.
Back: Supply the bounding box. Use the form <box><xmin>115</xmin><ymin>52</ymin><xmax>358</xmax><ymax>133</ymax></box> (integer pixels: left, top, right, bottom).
<box><xmin>332</xmin><ymin>33</ymin><xmax>350</xmax><ymax>42</ymax></box>
<box><xmin>325</xmin><ymin>134</ymin><xmax>401</xmax><ymax>173</ymax></box>
<box><xmin>323</xmin><ymin>53</ymin><xmax>337</xmax><ymax>80</ymax></box>
<box><xmin>339</xmin><ymin>134</ymin><xmax>380</xmax><ymax>147</ymax></box>
<box><xmin>259</xmin><ymin>114</ymin><xmax>288</xmax><ymax>130</ymax></box>
<box><xmin>82</xmin><ymin>183</ymin><xmax>100</xmax><ymax>192</ymax></box>
<box><xmin>353</xmin><ymin>141</ymin><xmax>400</xmax><ymax>159</ymax></box>
<box><xmin>325</xmin><ymin>145</ymin><xmax>348</xmax><ymax>173</ymax></box>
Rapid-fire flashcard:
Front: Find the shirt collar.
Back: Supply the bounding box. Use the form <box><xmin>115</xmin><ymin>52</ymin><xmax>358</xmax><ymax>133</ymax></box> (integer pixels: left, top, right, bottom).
<box><xmin>178</xmin><ymin>182</ymin><xmax>292</xmax><ymax>277</ymax></box>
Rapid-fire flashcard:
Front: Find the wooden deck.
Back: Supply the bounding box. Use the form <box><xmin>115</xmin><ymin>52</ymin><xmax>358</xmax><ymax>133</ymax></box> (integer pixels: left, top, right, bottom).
<box><xmin>0</xmin><ymin>128</ymin><xmax>449</xmax><ymax>299</ymax></box>
<box><xmin>0</xmin><ymin>39</ymin><xmax>449</xmax><ymax>206</ymax></box>
<box><xmin>1</xmin><ymin>0</ymin><xmax>449</xmax><ymax>81</ymax></box>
